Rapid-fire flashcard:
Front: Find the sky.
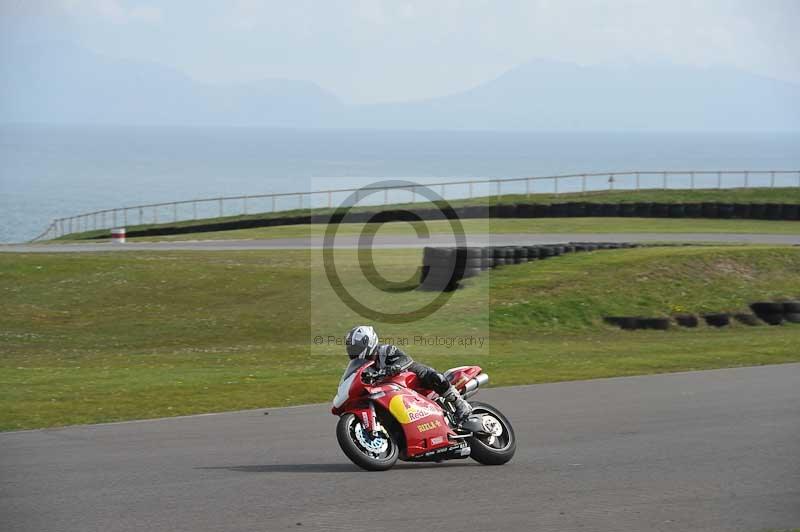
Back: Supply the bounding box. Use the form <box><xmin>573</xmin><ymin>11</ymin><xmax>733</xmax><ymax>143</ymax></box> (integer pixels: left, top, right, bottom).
<box><xmin>1</xmin><ymin>0</ymin><xmax>798</xmax><ymax>104</ymax></box>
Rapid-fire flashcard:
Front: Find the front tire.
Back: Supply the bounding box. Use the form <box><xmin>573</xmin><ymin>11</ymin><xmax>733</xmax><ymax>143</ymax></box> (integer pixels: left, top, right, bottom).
<box><xmin>336</xmin><ymin>413</ymin><xmax>399</xmax><ymax>471</ymax></box>
<box><xmin>468</xmin><ymin>401</ymin><xmax>516</xmax><ymax>465</ymax></box>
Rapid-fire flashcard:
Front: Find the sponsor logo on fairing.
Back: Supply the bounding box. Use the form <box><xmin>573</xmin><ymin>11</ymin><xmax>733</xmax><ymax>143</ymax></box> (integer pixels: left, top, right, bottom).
<box><xmin>416</xmin><ymin>420</ymin><xmax>442</xmax><ymax>433</ymax></box>
<box><xmin>388</xmin><ymin>395</ymin><xmax>441</xmax><ymax>424</ymax></box>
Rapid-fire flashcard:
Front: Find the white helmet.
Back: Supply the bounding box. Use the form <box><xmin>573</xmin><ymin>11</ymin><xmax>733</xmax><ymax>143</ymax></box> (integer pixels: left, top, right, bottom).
<box><xmin>345</xmin><ymin>325</ymin><xmax>379</xmax><ymax>359</ymax></box>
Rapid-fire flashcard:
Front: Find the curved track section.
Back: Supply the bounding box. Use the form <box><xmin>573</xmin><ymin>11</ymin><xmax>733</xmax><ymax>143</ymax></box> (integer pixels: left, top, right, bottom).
<box><xmin>2</xmin><ymin>232</ymin><xmax>800</xmax><ymax>252</ymax></box>
<box><xmin>2</xmin><ymin>364</ymin><xmax>798</xmax><ymax>532</ymax></box>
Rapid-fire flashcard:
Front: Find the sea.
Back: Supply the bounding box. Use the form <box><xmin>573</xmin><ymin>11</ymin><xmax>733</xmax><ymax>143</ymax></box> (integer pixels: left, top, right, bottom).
<box><xmin>1</xmin><ymin>124</ymin><xmax>798</xmax><ymax>243</ymax></box>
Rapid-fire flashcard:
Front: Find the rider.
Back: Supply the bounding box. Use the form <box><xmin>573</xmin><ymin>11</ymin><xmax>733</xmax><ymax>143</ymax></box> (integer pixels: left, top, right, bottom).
<box><xmin>344</xmin><ymin>325</ymin><xmax>473</xmax><ymax>424</ymax></box>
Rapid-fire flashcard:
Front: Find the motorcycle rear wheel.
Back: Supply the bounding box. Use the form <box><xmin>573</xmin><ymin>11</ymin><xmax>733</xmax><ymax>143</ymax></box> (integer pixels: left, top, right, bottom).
<box><xmin>467</xmin><ymin>401</ymin><xmax>516</xmax><ymax>465</ymax></box>
<box><xmin>336</xmin><ymin>413</ymin><xmax>399</xmax><ymax>471</ymax></box>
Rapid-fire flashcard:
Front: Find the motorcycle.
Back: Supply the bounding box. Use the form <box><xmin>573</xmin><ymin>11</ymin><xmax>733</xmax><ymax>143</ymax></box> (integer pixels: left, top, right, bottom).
<box><xmin>331</xmin><ymin>359</ymin><xmax>516</xmax><ymax>471</ymax></box>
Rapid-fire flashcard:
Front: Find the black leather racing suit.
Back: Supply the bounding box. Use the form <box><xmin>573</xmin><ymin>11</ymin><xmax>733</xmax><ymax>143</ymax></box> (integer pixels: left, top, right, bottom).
<box><xmin>368</xmin><ymin>344</ymin><xmax>451</xmax><ymax>395</ymax></box>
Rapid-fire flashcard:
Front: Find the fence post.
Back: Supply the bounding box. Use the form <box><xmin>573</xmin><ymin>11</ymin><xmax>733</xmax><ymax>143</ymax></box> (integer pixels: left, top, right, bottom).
<box><xmin>383</xmin><ymin>188</ymin><xmax>388</xmax><ymax>205</ymax></box>
<box><xmin>554</xmin><ymin>176</ymin><xmax>558</xmax><ymax>195</ymax></box>
<box><xmin>469</xmin><ymin>181</ymin><xmax>473</xmax><ymax>198</ymax></box>
<box><xmin>770</xmin><ymin>171</ymin><xmax>775</xmax><ymax>188</ymax></box>
<box><xmin>744</xmin><ymin>171</ymin><xmax>749</xmax><ymax>188</ymax></box>
<box><xmin>717</xmin><ymin>172</ymin><xmax>722</xmax><ymax>189</ymax></box>
<box><xmin>218</xmin><ymin>198</ymin><xmax>223</xmax><ymax>217</ymax></box>
<box><xmin>328</xmin><ymin>191</ymin><xmax>332</xmax><ymax>209</ymax></box>
<box><xmin>100</xmin><ymin>211</ymin><xmax>104</xmax><ymax>228</ymax></box>
<box><xmin>635</xmin><ymin>172</ymin><xmax>640</xmax><ymax>190</ymax></box>
<box><xmin>298</xmin><ymin>193</ymin><xmax>303</xmax><ymax>209</ymax></box>
<box><xmin>272</xmin><ymin>196</ymin><xmax>276</xmax><ymax>212</ymax></box>
<box><xmin>139</xmin><ymin>207</ymin><xmax>143</xmax><ymax>225</ymax></box>
<box><xmin>662</xmin><ymin>172</ymin><xmax>667</xmax><ymax>189</ymax></box>
<box><xmin>154</xmin><ymin>206</ymin><xmax>158</xmax><ymax>224</ymax></box>
<box><xmin>690</xmin><ymin>172</ymin><xmax>695</xmax><ymax>189</ymax></box>
<box><xmin>124</xmin><ymin>209</ymin><xmax>128</xmax><ymax>227</ymax></box>
<box><xmin>193</xmin><ymin>201</ymin><xmax>197</xmax><ymax>220</ymax></box>
<box><xmin>93</xmin><ymin>213</ymin><xmax>98</xmax><ymax>230</ymax></box>
<box><xmin>582</xmin><ymin>174</ymin><xmax>587</xmax><ymax>192</ymax></box>
<box><xmin>113</xmin><ymin>209</ymin><xmax>117</xmax><ymax>227</ymax></box>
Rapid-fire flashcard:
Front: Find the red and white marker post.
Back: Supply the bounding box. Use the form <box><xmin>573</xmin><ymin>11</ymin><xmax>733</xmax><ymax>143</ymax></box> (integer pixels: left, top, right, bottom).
<box><xmin>111</xmin><ymin>227</ymin><xmax>126</xmax><ymax>244</ymax></box>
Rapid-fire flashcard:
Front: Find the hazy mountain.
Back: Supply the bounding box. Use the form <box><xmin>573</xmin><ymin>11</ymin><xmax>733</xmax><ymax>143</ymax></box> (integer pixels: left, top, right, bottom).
<box><xmin>351</xmin><ymin>60</ymin><xmax>800</xmax><ymax>131</ymax></box>
<box><xmin>0</xmin><ymin>42</ymin><xmax>343</xmax><ymax>127</ymax></box>
<box><xmin>1</xmin><ymin>43</ymin><xmax>798</xmax><ymax>131</ymax></box>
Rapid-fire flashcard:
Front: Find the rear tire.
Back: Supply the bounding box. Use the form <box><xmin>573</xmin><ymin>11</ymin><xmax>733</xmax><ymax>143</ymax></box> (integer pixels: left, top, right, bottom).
<box><xmin>336</xmin><ymin>413</ymin><xmax>398</xmax><ymax>471</ymax></box>
<box><xmin>467</xmin><ymin>402</ymin><xmax>516</xmax><ymax>466</ymax></box>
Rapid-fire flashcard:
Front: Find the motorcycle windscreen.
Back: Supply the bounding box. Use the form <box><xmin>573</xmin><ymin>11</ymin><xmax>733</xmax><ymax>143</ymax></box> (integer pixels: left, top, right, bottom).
<box><xmin>332</xmin><ymin>359</ymin><xmax>370</xmax><ymax>409</ymax></box>
<box><xmin>341</xmin><ymin>358</ymin><xmax>369</xmax><ymax>381</ymax></box>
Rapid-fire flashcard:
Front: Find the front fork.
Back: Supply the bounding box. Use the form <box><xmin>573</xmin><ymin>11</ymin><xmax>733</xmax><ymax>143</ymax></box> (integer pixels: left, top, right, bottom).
<box><xmin>352</xmin><ymin>402</ymin><xmax>379</xmax><ymax>434</ymax></box>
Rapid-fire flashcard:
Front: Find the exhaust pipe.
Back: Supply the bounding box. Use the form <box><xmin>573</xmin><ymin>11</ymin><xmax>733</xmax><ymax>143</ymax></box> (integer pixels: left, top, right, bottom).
<box><xmin>462</xmin><ymin>373</ymin><xmax>489</xmax><ymax>399</ymax></box>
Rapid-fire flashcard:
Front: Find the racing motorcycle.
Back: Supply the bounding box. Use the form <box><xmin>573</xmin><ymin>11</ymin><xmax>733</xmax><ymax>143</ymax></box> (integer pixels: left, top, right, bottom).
<box><xmin>331</xmin><ymin>359</ymin><xmax>515</xmax><ymax>471</ymax></box>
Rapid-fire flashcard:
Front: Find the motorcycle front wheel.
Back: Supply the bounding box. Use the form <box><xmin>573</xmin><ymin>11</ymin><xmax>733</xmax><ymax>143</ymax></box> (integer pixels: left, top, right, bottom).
<box><xmin>467</xmin><ymin>401</ymin><xmax>516</xmax><ymax>465</ymax></box>
<box><xmin>336</xmin><ymin>413</ymin><xmax>399</xmax><ymax>471</ymax></box>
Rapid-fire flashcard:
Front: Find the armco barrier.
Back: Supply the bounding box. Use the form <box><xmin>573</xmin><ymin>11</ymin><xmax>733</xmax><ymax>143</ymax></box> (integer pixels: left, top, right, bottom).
<box><xmin>33</xmin><ymin>169</ymin><xmax>800</xmax><ymax>242</ymax></box>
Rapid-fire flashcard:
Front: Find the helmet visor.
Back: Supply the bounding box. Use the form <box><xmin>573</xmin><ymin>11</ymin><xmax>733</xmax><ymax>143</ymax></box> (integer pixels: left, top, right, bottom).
<box><xmin>346</xmin><ymin>341</ymin><xmax>367</xmax><ymax>359</ymax></box>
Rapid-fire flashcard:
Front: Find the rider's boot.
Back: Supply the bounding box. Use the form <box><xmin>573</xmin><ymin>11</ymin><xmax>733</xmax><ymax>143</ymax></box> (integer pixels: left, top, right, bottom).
<box><xmin>442</xmin><ymin>385</ymin><xmax>473</xmax><ymax>424</ymax></box>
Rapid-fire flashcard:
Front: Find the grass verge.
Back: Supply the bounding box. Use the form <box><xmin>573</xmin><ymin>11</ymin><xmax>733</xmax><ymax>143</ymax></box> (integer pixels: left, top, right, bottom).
<box><xmin>1</xmin><ymin>245</ymin><xmax>799</xmax><ymax>430</ymax></box>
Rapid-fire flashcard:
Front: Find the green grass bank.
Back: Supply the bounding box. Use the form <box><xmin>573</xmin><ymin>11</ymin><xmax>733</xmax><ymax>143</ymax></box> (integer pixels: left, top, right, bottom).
<box><xmin>1</xmin><ymin>245</ymin><xmax>799</xmax><ymax>430</ymax></box>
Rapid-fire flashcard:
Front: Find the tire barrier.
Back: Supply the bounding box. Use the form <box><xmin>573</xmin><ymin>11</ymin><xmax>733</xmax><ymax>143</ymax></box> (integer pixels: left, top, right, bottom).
<box><xmin>86</xmin><ymin>199</ymin><xmax>800</xmax><ymax>241</ymax></box>
<box><xmin>640</xmin><ymin>317</ymin><xmax>671</xmax><ymax>330</ymax></box>
<box><xmin>652</xmin><ymin>203</ymin><xmax>670</xmax><ymax>218</ymax></box>
<box><xmin>418</xmin><ymin>241</ymin><xmax>639</xmax><ymax>291</ymax></box>
<box><xmin>605</xmin><ymin>300</ymin><xmax>800</xmax><ymax>330</ymax></box>
<box><xmin>703</xmin><ymin>313</ymin><xmax>731</xmax><ymax>327</ymax></box>
<box><xmin>603</xmin><ymin>317</ymin><xmax>640</xmax><ymax>330</ymax></box>
<box><xmin>749</xmin><ymin>301</ymin><xmax>785</xmax><ymax>325</ymax></box>
<box><xmin>674</xmin><ymin>314</ymin><xmax>699</xmax><ymax>328</ymax></box>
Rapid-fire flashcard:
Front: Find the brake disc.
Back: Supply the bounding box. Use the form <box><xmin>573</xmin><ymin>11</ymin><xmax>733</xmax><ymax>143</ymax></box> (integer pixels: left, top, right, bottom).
<box><xmin>354</xmin><ymin>422</ymin><xmax>389</xmax><ymax>455</ymax></box>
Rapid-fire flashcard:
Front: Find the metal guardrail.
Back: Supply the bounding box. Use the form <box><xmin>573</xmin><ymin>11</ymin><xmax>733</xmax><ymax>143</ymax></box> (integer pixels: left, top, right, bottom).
<box><xmin>31</xmin><ymin>170</ymin><xmax>800</xmax><ymax>241</ymax></box>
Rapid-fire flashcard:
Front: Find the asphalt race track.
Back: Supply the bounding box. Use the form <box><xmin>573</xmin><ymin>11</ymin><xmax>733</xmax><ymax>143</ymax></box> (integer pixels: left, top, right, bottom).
<box><xmin>2</xmin><ymin>232</ymin><xmax>800</xmax><ymax>252</ymax></box>
<box><xmin>2</xmin><ymin>364</ymin><xmax>798</xmax><ymax>532</ymax></box>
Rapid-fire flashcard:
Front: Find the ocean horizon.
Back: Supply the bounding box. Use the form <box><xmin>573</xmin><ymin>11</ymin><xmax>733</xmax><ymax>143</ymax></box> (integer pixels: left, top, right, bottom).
<box><xmin>1</xmin><ymin>124</ymin><xmax>798</xmax><ymax>243</ymax></box>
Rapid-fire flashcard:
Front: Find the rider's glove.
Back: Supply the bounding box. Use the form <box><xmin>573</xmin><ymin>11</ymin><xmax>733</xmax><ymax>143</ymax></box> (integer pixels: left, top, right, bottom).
<box><xmin>363</xmin><ymin>369</ymin><xmax>387</xmax><ymax>384</ymax></box>
<box><xmin>384</xmin><ymin>365</ymin><xmax>402</xmax><ymax>376</ymax></box>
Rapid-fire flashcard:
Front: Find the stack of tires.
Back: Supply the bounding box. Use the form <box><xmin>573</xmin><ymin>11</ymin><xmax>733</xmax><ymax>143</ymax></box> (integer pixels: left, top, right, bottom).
<box><xmin>750</xmin><ymin>301</ymin><xmax>800</xmax><ymax>325</ymax></box>
<box><xmin>605</xmin><ymin>300</ymin><xmax>800</xmax><ymax>330</ymax></box>
<box><xmin>419</xmin><ymin>241</ymin><xmax>639</xmax><ymax>292</ymax></box>
<box><xmin>419</xmin><ymin>247</ymin><xmax>482</xmax><ymax>291</ymax></box>
<box><xmin>603</xmin><ymin>317</ymin><xmax>671</xmax><ymax>330</ymax></box>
